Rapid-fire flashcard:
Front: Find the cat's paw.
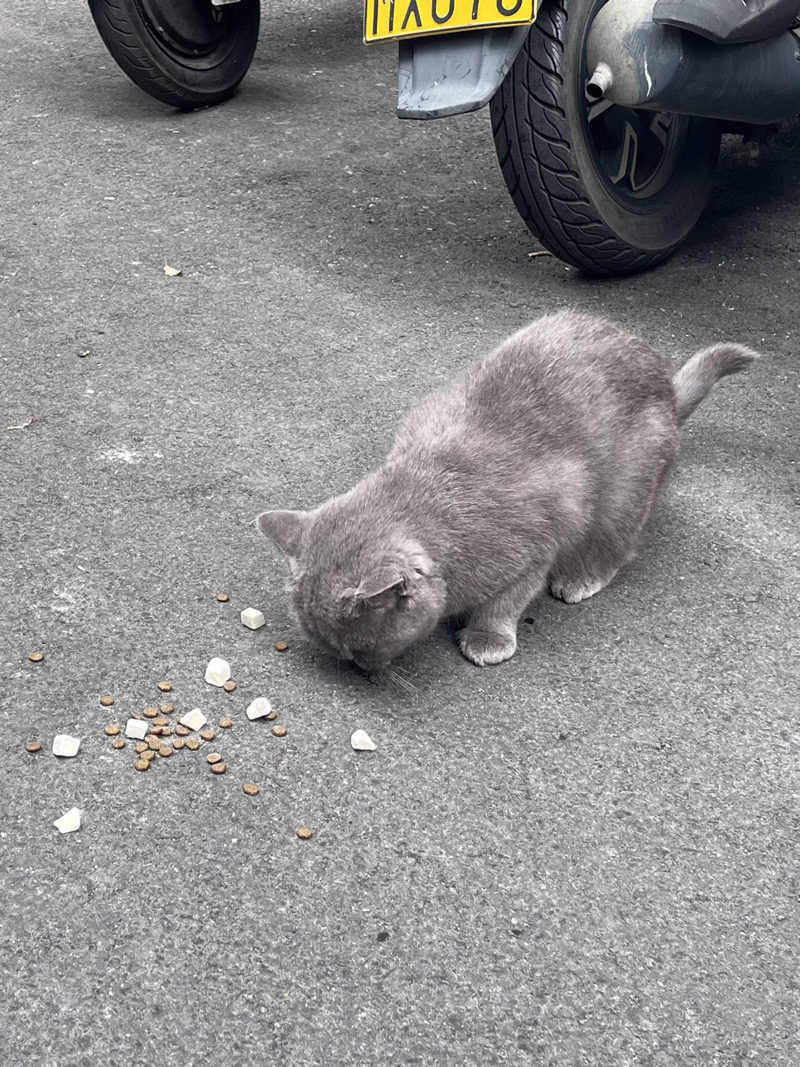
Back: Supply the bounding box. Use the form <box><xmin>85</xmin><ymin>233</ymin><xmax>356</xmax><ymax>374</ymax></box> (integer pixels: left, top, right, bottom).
<box><xmin>459</xmin><ymin>627</ymin><xmax>517</xmax><ymax>667</ymax></box>
<box><xmin>549</xmin><ymin>576</ymin><xmax>605</xmax><ymax>604</ymax></box>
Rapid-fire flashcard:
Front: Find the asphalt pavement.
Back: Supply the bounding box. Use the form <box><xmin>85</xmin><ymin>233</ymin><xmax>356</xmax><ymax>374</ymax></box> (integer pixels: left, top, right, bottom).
<box><xmin>2</xmin><ymin>2</ymin><xmax>799</xmax><ymax>1064</ymax></box>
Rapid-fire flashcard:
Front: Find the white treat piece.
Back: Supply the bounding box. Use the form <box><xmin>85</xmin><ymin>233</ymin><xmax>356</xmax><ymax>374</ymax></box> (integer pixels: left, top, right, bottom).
<box><xmin>240</xmin><ymin>607</ymin><xmax>266</xmax><ymax>630</ymax></box>
<box><xmin>52</xmin><ymin>734</ymin><xmax>82</xmax><ymax>757</ymax></box>
<box><xmin>204</xmin><ymin>657</ymin><xmax>231</xmax><ymax>687</ymax></box>
<box><xmin>179</xmin><ymin>707</ymin><xmax>207</xmax><ymax>731</ymax></box>
<box><xmin>54</xmin><ymin>807</ymin><xmax>82</xmax><ymax>834</ymax></box>
<box><xmin>350</xmin><ymin>730</ymin><xmax>376</xmax><ymax>751</ymax></box>
<box><xmin>125</xmin><ymin>719</ymin><xmax>149</xmax><ymax>740</ymax></box>
<box><xmin>246</xmin><ymin>697</ymin><xmax>273</xmax><ymax>721</ymax></box>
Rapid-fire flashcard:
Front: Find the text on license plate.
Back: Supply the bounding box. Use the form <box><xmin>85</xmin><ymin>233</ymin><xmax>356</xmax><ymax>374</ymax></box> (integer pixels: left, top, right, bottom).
<box><xmin>364</xmin><ymin>0</ymin><xmax>538</xmax><ymax>44</ymax></box>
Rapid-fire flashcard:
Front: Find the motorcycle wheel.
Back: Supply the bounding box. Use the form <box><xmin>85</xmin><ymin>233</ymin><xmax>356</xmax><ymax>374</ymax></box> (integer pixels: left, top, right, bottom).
<box><xmin>490</xmin><ymin>0</ymin><xmax>722</xmax><ymax>275</ymax></box>
<box><xmin>88</xmin><ymin>0</ymin><xmax>260</xmax><ymax>109</ymax></box>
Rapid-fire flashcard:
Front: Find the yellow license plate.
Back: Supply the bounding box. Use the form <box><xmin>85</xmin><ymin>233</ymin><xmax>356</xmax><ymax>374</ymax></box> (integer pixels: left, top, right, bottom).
<box><xmin>364</xmin><ymin>0</ymin><xmax>538</xmax><ymax>44</ymax></box>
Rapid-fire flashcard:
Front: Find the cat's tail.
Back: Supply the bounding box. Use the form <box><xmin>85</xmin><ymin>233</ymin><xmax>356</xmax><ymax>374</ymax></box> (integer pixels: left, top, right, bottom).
<box><xmin>673</xmin><ymin>343</ymin><xmax>760</xmax><ymax>423</ymax></box>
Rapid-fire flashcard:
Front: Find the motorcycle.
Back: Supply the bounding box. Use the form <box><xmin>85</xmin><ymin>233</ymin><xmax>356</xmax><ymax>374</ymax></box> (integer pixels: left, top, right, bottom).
<box><xmin>88</xmin><ymin>0</ymin><xmax>800</xmax><ymax>276</ymax></box>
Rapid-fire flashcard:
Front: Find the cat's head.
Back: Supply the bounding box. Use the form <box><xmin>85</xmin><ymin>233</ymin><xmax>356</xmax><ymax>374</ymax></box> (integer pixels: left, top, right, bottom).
<box><xmin>257</xmin><ymin>508</ymin><xmax>446</xmax><ymax>670</ymax></box>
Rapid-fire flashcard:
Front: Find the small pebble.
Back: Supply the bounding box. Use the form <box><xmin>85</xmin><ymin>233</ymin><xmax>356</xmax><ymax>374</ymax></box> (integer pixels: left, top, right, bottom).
<box><xmin>175</xmin><ymin>725</ymin><xmax>190</xmax><ymax>736</ymax></box>
<box><xmin>350</xmin><ymin>730</ymin><xmax>376</xmax><ymax>752</ymax></box>
<box><xmin>54</xmin><ymin>808</ymin><xmax>82</xmax><ymax>834</ymax></box>
<box><xmin>222</xmin><ymin>680</ymin><xmax>237</xmax><ymax>693</ymax></box>
<box><xmin>135</xmin><ymin>742</ymin><xmax>148</xmax><ymax>754</ymax></box>
<box><xmin>135</xmin><ymin>759</ymin><xmax>150</xmax><ymax>772</ymax></box>
<box><xmin>160</xmin><ymin>703</ymin><xmax>174</xmax><ymax>715</ymax></box>
<box><xmin>272</xmin><ymin>725</ymin><xmax>287</xmax><ymax>738</ymax></box>
<box><xmin>216</xmin><ymin>593</ymin><xmax>230</xmax><ymax>603</ymax></box>
<box><xmin>53</xmin><ymin>734</ymin><xmax>81</xmax><ymax>758</ymax></box>
<box><xmin>104</xmin><ymin>724</ymin><xmax>121</xmax><ymax>737</ymax></box>
<box><xmin>206</xmin><ymin>753</ymin><xmax>222</xmax><ymax>765</ymax></box>
<box><xmin>296</xmin><ymin>827</ymin><xmax>313</xmax><ymax>840</ymax></box>
<box><xmin>274</xmin><ymin>641</ymin><xmax>289</xmax><ymax>653</ymax></box>
<box><xmin>200</xmin><ymin>728</ymin><xmax>215</xmax><ymax>741</ymax></box>
<box><xmin>210</xmin><ymin>762</ymin><xmax>227</xmax><ymax>775</ymax></box>
<box><xmin>158</xmin><ymin>746</ymin><xmax>172</xmax><ymax>758</ymax></box>
<box><xmin>28</xmin><ymin>652</ymin><xmax>44</xmax><ymax>663</ymax></box>
<box><xmin>219</xmin><ymin>717</ymin><xmax>233</xmax><ymax>729</ymax></box>
<box><xmin>240</xmin><ymin>607</ymin><xmax>266</xmax><ymax>630</ymax></box>
<box><xmin>243</xmin><ymin>782</ymin><xmax>260</xmax><ymax>796</ymax></box>
<box><xmin>111</xmin><ymin>738</ymin><xmax>126</xmax><ymax>750</ymax></box>
<box><xmin>148</xmin><ymin>736</ymin><xmax>162</xmax><ymax>751</ymax></box>
<box><xmin>179</xmin><ymin>708</ymin><xmax>207</xmax><ymax>731</ymax></box>
<box><xmin>173</xmin><ymin>739</ymin><xmax>185</xmax><ymax>750</ymax></box>
<box><xmin>246</xmin><ymin>697</ymin><xmax>273</xmax><ymax>721</ymax></box>
<box><xmin>204</xmin><ymin>657</ymin><xmax>231</xmax><ymax>688</ymax></box>
<box><xmin>157</xmin><ymin>681</ymin><xmax>173</xmax><ymax>693</ymax></box>
<box><xmin>185</xmin><ymin>738</ymin><xmax>201</xmax><ymax>751</ymax></box>
<box><xmin>143</xmin><ymin>707</ymin><xmax>159</xmax><ymax>719</ymax></box>
<box><xmin>26</xmin><ymin>741</ymin><xmax>42</xmax><ymax>754</ymax></box>
<box><xmin>100</xmin><ymin>695</ymin><xmax>115</xmax><ymax>707</ymax></box>
<box><xmin>126</xmin><ymin>719</ymin><xmax>149</xmax><ymax>740</ymax></box>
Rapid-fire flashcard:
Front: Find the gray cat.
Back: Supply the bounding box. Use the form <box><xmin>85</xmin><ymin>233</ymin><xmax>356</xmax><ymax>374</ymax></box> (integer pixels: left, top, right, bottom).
<box><xmin>257</xmin><ymin>311</ymin><xmax>758</xmax><ymax>671</ymax></box>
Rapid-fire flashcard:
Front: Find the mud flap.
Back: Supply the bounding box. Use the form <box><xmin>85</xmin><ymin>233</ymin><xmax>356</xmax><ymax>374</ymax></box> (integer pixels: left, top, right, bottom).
<box><xmin>397</xmin><ymin>26</ymin><xmax>530</xmax><ymax>120</ymax></box>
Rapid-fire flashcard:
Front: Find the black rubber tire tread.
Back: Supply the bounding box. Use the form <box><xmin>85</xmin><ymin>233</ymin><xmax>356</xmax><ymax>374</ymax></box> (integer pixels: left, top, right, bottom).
<box><xmin>490</xmin><ymin>0</ymin><xmax>721</xmax><ymax>276</ymax></box>
<box><xmin>88</xmin><ymin>0</ymin><xmax>260</xmax><ymax>109</ymax></box>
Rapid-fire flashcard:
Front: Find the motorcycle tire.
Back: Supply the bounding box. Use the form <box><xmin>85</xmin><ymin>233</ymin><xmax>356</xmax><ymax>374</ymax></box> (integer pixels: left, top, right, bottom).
<box><xmin>88</xmin><ymin>0</ymin><xmax>260</xmax><ymax>109</ymax></box>
<box><xmin>490</xmin><ymin>0</ymin><xmax>722</xmax><ymax>276</ymax></box>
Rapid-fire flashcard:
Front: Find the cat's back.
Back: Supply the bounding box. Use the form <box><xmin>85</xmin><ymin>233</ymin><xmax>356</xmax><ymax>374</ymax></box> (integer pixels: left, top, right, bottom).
<box><xmin>466</xmin><ymin>310</ymin><xmax>674</xmax><ymax>421</ymax></box>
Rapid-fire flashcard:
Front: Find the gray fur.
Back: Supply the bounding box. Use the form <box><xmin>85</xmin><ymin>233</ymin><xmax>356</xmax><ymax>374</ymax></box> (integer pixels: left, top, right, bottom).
<box><xmin>258</xmin><ymin>311</ymin><xmax>758</xmax><ymax>669</ymax></box>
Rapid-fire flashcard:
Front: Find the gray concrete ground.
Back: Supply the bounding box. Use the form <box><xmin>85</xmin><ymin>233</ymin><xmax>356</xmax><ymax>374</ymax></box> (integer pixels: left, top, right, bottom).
<box><xmin>2</xmin><ymin>2</ymin><xmax>799</xmax><ymax>1064</ymax></box>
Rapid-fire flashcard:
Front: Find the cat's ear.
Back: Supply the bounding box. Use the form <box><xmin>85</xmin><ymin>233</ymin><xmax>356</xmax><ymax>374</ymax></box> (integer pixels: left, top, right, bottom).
<box><xmin>256</xmin><ymin>510</ymin><xmax>309</xmax><ymax>559</ymax></box>
<box><xmin>340</xmin><ymin>568</ymin><xmax>406</xmax><ymax>614</ymax></box>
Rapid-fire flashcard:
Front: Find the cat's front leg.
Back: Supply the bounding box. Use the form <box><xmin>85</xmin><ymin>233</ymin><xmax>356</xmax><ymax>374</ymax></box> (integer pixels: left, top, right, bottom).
<box><xmin>458</xmin><ymin>569</ymin><xmax>547</xmax><ymax>667</ymax></box>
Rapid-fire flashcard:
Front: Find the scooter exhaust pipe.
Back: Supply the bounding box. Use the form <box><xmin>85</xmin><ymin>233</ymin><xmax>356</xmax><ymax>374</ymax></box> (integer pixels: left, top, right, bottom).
<box><xmin>586</xmin><ymin>0</ymin><xmax>800</xmax><ymax>125</ymax></box>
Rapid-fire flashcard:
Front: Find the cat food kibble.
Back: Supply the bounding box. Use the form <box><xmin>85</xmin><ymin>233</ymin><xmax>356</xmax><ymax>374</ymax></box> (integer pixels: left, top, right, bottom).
<box><xmin>135</xmin><ymin>759</ymin><xmax>150</xmax><ymax>772</ymax></box>
<box><xmin>274</xmin><ymin>641</ymin><xmax>289</xmax><ymax>653</ymax></box>
<box><xmin>206</xmin><ymin>753</ymin><xmax>222</xmax><ymax>765</ymax></box>
<box><xmin>135</xmin><ymin>742</ymin><xmax>148</xmax><ymax>754</ymax></box>
<box><xmin>243</xmin><ymin>783</ymin><xmax>260</xmax><ymax>796</ymax></box>
<box><xmin>216</xmin><ymin>593</ymin><xmax>230</xmax><ymax>603</ymax></box>
<box><xmin>152</xmin><ymin>717</ymin><xmax>168</xmax><ymax>727</ymax></box>
<box><xmin>111</xmin><ymin>738</ymin><xmax>126</xmax><ymax>750</ymax></box>
<box><xmin>148</xmin><ymin>736</ymin><xmax>162</xmax><ymax>751</ymax></box>
<box><xmin>222</xmin><ymin>680</ymin><xmax>237</xmax><ymax>693</ymax></box>
<box><xmin>240</xmin><ymin>607</ymin><xmax>265</xmax><ymax>630</ymax></box>
<box><xmin>296</xmin><ymin>827</ymin><xmax>313</xmax><ymax>840</ymax></box>
<box><xmin>100</xmin><ymin>695</ymin><xmax>115</xmax><ymax>707</ymax></box>
<box><xmin>158</xmin><ymin>746</ymin><xmax>172</xmax><ymax>758</ymax></box>
<box><xmin>204</xmin><ymin>657</ymin><xmax>231</xmax><ymax>687</ymax></box>
<box><xmin>186</xmin><ymin>738</ymin><xmax>201</xmax><ymax>751</ymax></box>
<box><xmin>28</xmin><ymin>652</ymin><xmax>44</xmax><ymax>663</ymax></box>
<box><xmin>143</xmin><ymin>749</ymin><xmax>157</xmax><ymax>761</ymax></box>
<box><xmin>272</xmin><ymin>725</ymin><xmax>287</xmax><ymax>738</ymax></box>
<box><xmin>104</xmin><ymin>724</ymin><xmax>121</xmax><ymax>737</ymax></box>
<box><xmin>157</xmin><ymin>681</ymin><xmax>173</xmax><ymax>693</ymax></box>
<box><xmin>160</xmin><ymin>703</ymin><xmax>174</xmax><ymax>715</ymax></box>
<box><xmin>143</xmin><ymin>707</ymin><xmax>159</xmax><ymax>719</ymax></box>
<box><xmin>175</xmin><ymin>725</ymin><xmax>190</xmax><ymax>736</ymax></box>
<box><xmin>149</xmin><ymin>726</ymin><xmax>163</xmax><ymax>736</ymax></box>
<box><xmin>200</xmin><ymin>728</ymin><xmax>215</xmax><ymax>741</ymax></box>
<box><xmin>210</xmin><ymin>762</ymin><xmax>227</xmax><ymax>775</ymax></box>
<box><xmin>173</xmin><ymin>738</ymin><xmax>185</xmax><ymax>750</ymax></box>
<box><xmin>160</xmin><ymin>727</ymin><xmax>173</xmax><ymax>737</ymax></box>
<box><xmin>219</xmin><ymin>718</ymin><xmax>233</xmax><ymax>729</ymax></box>
<box><xmin>26</xmin><ymin>741</ymin><xmax>42</xmax><ymax>754</ymax></box>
